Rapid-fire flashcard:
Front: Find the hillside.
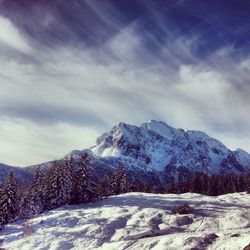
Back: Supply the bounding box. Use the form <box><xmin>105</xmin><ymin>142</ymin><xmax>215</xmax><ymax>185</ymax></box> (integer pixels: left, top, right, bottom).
<box><xmin>1</xmin><ymin>192</ymin><xmax>250</xmax><ymax>250</ymax></box>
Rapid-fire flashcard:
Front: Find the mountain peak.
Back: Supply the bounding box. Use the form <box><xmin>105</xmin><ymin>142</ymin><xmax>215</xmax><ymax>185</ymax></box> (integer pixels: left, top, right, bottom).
<box><xmin>141</xmin><ymin>119</ymin><xmax>179</xmax><ymax>140</ymax></box>
<box><xmin>142</xmin><ymin>119</ymin><xmax>172</xmax><ymax>128</ymax></box>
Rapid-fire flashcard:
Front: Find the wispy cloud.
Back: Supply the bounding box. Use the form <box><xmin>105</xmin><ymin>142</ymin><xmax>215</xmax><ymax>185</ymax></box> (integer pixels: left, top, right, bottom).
<box><xmin>0</xmin><ymin>117</ymin><xmax>99</xmax><ymax>166</ymax></box>
<box><xmin>0</xmin><ymin>16</ymin><xmax>31</xmax><ymax>53</ymax></box>
<box><xmin>0</xmin><ymin>0</ymin><xmax>250</xmax><ymax>166</ymax></box>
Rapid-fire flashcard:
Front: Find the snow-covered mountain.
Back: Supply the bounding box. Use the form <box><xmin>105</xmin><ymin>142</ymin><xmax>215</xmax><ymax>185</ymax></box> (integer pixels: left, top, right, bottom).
<box><xmin>66</xmin><ymin>120</ymin><xmax>250</xmax><ymax>183</ymax></box>
<box><xmin>1</xmin><ymin>120</ymin><xmax>250</xmax><ymax>184</ymax></box>
<box><xmin>1</xmin><ymin>192</ymin><xmax>250</xmax><ymax>250</ymax></box>
<box><xmin>94</xmin><ymin>121</ymin><xmax>229</xmax><ymax>171</ymax></box>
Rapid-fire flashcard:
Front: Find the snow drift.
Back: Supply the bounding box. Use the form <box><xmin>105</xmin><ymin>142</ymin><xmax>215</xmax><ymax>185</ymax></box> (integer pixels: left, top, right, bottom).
<box><xmin>1</xmin><ymin>192</ymin><xmax>250</xmax><ymax>250</ymax></box>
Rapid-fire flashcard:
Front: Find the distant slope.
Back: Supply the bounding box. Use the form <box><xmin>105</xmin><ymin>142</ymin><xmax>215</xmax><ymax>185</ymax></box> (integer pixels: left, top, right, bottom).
<box><xmin>0</xmin><ymin>163</ymin><xmax>32</xmax><ymax>184</ymax></box>
<box><xmin>1</xmin><ymin>192</ymin><xmax>250</xmax><ymax>250</ymax></box>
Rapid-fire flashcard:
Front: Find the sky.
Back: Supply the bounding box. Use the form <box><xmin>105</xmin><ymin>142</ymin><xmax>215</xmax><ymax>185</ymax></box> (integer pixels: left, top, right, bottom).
<box><xmin>0</xmin><ymin>0</ymin><xmax>250</xmax><ymax>166</ymax></box>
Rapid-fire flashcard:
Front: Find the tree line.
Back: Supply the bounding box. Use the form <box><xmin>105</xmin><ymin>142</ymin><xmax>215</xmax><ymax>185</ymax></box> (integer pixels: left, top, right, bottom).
<box><xmin>0</xmin><ymin>154</ymin><xmax>249</xmax><ymax>228</ymax></box>
<box><xmin>126</xmin><ymin>171</ymin><xmax>250</xmax><ymax>195</ymax></box>
<box><xmin>164</xmin><ymin>172</ymin><xmax>250</xmax><ymax>196</ymax></box>
<box><xmin>0</xmin><ymin>154</ymin><xmax>126</xmax><ymax>227</ymax></box>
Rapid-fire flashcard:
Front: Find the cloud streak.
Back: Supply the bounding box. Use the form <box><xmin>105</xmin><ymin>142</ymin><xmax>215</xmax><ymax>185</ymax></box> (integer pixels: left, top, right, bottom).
<box><xmin>0</xmin><ymin>16</ymin><xmax>31</xmax><ymax>53</ymax></box>
<box><xmin>0</xmin><ymin>0</ymin><xmax>250</xmax><ymax>166</ymax></box>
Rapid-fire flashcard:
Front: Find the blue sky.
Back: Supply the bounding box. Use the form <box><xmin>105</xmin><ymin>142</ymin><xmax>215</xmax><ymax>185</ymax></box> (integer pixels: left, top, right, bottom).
<box><xmin>0</xmin><ymin>0</ymin><xmax>250</xmax><ymax>166</ymax></box>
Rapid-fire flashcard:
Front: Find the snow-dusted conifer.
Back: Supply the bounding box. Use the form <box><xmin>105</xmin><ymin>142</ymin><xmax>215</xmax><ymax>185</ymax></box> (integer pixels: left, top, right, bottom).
<box><xmin>110</xmin><ymin>165</ymin><xmax>126</xmax><ymax>195</ymax></box>
<box><xmin>0</xmin><ymin>183</ymin><xmax>8</xmax><ymax>226</ymax></box>
<box><xmin>58</xmin><ymin>159</ymin><xmax>74</xmax><ymax>205</ymax></box>
<box><xmin>45</xmin><ymin>159</ymin><xmax>75</xmax><ymax>210</ymax></box>
<box><xmin>56</xmin><ymin>160</ymin><xmax>73</xmax><ymax>207</ymax></box>
<box><xmin>0</xmin><ymin>171</ymin><xmax>18</xmax><ymax>225</ymax></box>
<box><xmin>74</xmin><ymin>153</ymin><xmax>96</xmax><ymax>204</ymax></box>
<box><xmin>19</xmin><ymin>168</ymin><xmax>46</xmax><ymax>219</ymax></box>
<box><xmin>97</xmin><ymin>174</ymin><xmax>112</xmax><ymax>198</ymax></box>
<box><xmin>44</xmin><ymin>161</ymin><xmax>59</xmax><ymax>210</ymax></box>
<box><xmin>247</xmin><ymin>170</ymin><xmax>250</xmax><ymax>193</ymax></box>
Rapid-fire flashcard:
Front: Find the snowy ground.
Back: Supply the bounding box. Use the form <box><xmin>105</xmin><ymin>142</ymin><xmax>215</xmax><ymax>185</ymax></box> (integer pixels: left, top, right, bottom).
<box><xmin>0</xmin><ymin>192</ymin><xmax>250</xmax><ymax>250</ymax></box>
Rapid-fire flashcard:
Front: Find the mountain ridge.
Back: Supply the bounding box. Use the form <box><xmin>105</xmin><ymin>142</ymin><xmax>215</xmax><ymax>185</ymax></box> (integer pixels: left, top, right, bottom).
<box><xmin>1</xmin><ymin>120</ymin><xmax>250</xmax><ymax>184</ymax></box>
<box><xmin>85</xmin><ymin>120</ymin><xmax>250</xmax><ymax>182</ymax></box>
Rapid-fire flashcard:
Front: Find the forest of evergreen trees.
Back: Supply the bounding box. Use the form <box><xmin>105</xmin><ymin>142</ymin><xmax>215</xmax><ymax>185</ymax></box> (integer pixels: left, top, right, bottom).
<box><xmin>0</xmin><ymin>154</ymin><xmax>126</xmax><ymax>228</ymax></box>
<box><xmin>0</xmin><ymin>153</ymin><xmax>250</xmax><ymax>228</ymax></box>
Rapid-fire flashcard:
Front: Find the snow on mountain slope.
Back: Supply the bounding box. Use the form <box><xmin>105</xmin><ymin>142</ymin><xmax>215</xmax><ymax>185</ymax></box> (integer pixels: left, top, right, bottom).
<box><xmin>234</xmin><ymin>148</ymin><xmax>250</xmax><ymax>166</ymax></box>
<box><xmin>88</xmin><ymin>120</ymin><xmax>250</xmax><ymax>181</ymax></box>
<box><xmin>1</xmin><ymin>192</ymin><xmax>250</xmax><ymax>250</ymax></box>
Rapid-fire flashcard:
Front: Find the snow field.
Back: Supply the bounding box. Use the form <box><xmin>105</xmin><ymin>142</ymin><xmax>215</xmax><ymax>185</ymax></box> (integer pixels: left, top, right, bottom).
<box><xmin>1</xmin><ymin>192</ymin><xmax>250</xmax><ymax>250</ymax></box>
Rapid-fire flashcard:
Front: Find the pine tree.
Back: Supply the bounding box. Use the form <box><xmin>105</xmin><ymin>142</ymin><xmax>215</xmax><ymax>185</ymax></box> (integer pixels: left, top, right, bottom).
<box><xmin>234</xmin><ymin>176</ymin><xmax>242</xmax><ymax>192</ymax></box>
<box><xmin>246</xmin><ymin>170</ymin><xmax>250</xmax><ymax>193</ymax></box>
<box><xmin>44</xmin><ymin>161</ymin><xmax>59</xmax><ymax>210</ymax></box>
<box><xmin>165</xmin><ymin>181</ymin><xmax>178</xmax><ymax>193</ymax></box>
<box><xmin>19</xmin><ymin>168</ymin><xmax>46</xmax><ymax>219</ymax></box>
<box><xmin>61</xmin><ymin>159</ymin><xmax>74</xmax><ymax>204</ymax></box>
<box><xmin>193</xmin><ymin>173</ymin><xmax>208</xmax><ymax>194</ymax></box>
<box><xmin>96</xmin><ymin>174</ymin><xmax>112</xmax><ymax>198</ymax></box>
<box><xmin>44</xmin><ymin>160</ymin><xmax>74</xmax><ymax>210</ymax></box>
<box><xmin>68</xmin><ymin>155</ymin><xmax>77</xmax><ymax>204</ymax></box>
<box><xmin>127</xmin><ymin>180</ymin><xmax>141</xmax><ymax>192</ymax></box>
<box><xmin>226</xmin><ymin>175</ymin><xmax>237</xmax><ymax>193</ymax></box>
<box><xmin>207</xmin><ymin>175</ymin><xmax>220</xmax><ymax>196</ymax></box>
<box><xmin>0</xmin><ymin>183</ymin><xmax>7</xmax><ymax>226</ymax></box>
<box><xmin>110</xmin><ymin>165</ymin><xmax>127</xmax><ymax>195</ymax></box>
<box><xmin>152</xmin><ymin>185</ymin><xmax>159</xmax><ymax>193</ymax></box>
<box><xmin>57</xmin><ymin>160</ymin><xmax>74</xmax><ymax>205</ymax></box>
<box><xmin>74</xmin><ymin>154</ymin><xmax>96</xmax><ymax>204</ymax></box>
<box><xmin>0</xmin><ymin>171</ymin><xmax>18</xmax><ymax>225</ymax></box>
